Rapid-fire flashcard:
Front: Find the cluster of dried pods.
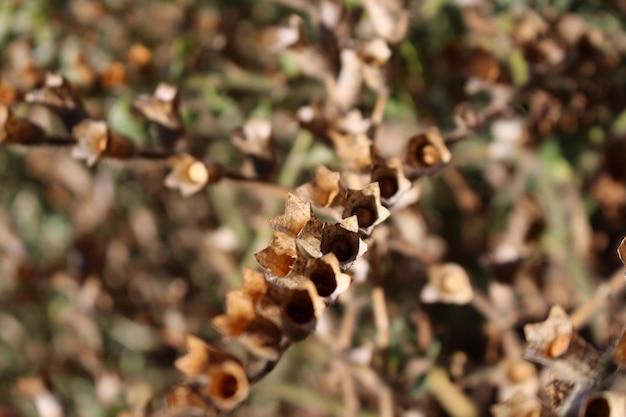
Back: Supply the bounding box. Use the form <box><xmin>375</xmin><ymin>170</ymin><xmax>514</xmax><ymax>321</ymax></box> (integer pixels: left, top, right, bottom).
<box><xmin>0</xmin><ymin>67</ymin><xmax>458</xmax><ymax>415</ymax></box>
<box><xmin>4</xmin><ymin>1</ymin><xmax>626</xmax><ymax>416</ymax></box>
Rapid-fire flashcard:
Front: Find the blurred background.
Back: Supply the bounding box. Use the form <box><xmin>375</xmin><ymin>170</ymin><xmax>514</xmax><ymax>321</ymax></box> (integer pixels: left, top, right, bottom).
<box><xmin>1</xmin><ymin>0</ymin><xmax>626</xmax><ymax>416</ymax></box>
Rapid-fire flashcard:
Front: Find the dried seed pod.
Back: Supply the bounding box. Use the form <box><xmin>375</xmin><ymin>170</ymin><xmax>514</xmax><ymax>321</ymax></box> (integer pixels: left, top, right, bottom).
<box><xmin>211</xmin><ymin>291</ymin><xmax>255</xmax><ymax>338</ymax></box>
<box><xmin>255</xmin><ymin>232</ymin><xmax>299</xmax><ymax>278</ymax></box>
<box><xmin>0</xmin><ymin>105</ymin><xmax>46</xmax><ymax>145</ymax></box>
<box><xmin>420</xmin><ymin>263</ymin><xmax>474</xmax><ymax>304</ymax></box>
<box><xmin>342</xmin><ymin>183</ymin><xmax>390</xmax><ymax>235</ymax></box>
<box><xmin>25</xmin><ymin>72</ymin><xmax>88</xmax><ymax>130</ymax></box>
<box><xmin>174</xmin><ymin>335</ymin><xmax>249</xmax><ymax>411</ymax></box>
<box><xmin>165</xmin><ymin>154</ymin><xmax>220</xmax><ymax>197</ymax></box>
<box><xmin>296</xmin><ymin>215</ymin><xmax>325</xmax><ymax>259</ymax></box>
<box><xmin>490</xmin><ymin>391</ymin><xmax>542</xmax><ymax>417</ymax></box>
<box><xmin>203</xmin><ymin>360</ymin><xmax>250</xmax><ymax>411</ymax></box>
<box><xmin>523</xmin><ymin>305</ymin><xmax>574</xmax><ymax>362</ymax></box>
<box><xmin>297</xmin><ymin>101</ymin><xmax>332</xmax><ymax>146</ymax></box>
<box><xmin>404</xmin><ymin>127</ymin><xmax>451</xmax><ymax>174</ymax></box>
<box><xmin>166</xmin><ymin>385</ymin><xmax>211</xmax><ymax>411</ymax></box>
<box><xmin>305</xmin><ymin>253</ymin><xmax>351</xmax><ymax>301</ymax></box>
<box><xmin>496</xmin><ymin>359</ymin><xmax>539</xmax><ymax>402</ymax></box>
<box><xmin>523</xmin><ymin>305</ymin><xmax>600</xmax><ymax>393</ymax></box>
<box><xmin>269</xmin><ymin>194</ymin><xmax>312</xmax><ymax>238</ymax></box>
<box><xmin>134</xmin><ymin>83</ymin><xmax>184</xmax><ymax>150</ymax></box>
<box><xmin>370</xmin><ymin>157</ymin><xmax>412</xmax><ymax>206</ymax></box>
<box><xmin>320</xmin><ymin>216</ymin><xmax>367</xmax><ymax>269</ymax></box>
<box><xmin>580</xmin><ymin>391</ymin><xmax>626</xmax><ymax>417</ymax></box>
<box><xmin>232</xmin><ymin>118</ymin><xmax>276</xmax><ymax>179</ymax></box>
<box><xmin>296</xmin><ymin>165</ymin><xmax>342</xmax><ymax>208</ymax></box>
<box><xmin>239</xmin><ymin>268</ymin><xmax>268</xmax><ymax>306</ymax></box>
<box><xmin>175</xmin><ymin>335</ymin><xmax>215</xmax><ymax>377</ymax></box>
<box><xmin>238</xmin><ymin>315</ymin><xmax>285</xmax><ymax>361</ymax></box>
<box><xmin>134</xmin><ymin>83</ymin><xmax>183</xmax><ymax>130</ymax></box>
<box><xmin>328</xmin><ymin>129</ymin><xmax>373</xmax><ymax>171</ymax></box>
<box><xmin>280</xmin><ymin>281</ymin><xmax>326</xmax><ymax>341</ymax></box>
<box><xmin>71</xmin><ymin>120</ymin><xmax>136</xmax><ymax>166</ymax></box>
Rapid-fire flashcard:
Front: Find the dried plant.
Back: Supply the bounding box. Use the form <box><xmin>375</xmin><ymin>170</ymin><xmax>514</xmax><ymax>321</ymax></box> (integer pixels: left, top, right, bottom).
<box><xmin>2</xmin><ymin>1</ymin><xmax>626</xmax><ymax>417</ymax></box>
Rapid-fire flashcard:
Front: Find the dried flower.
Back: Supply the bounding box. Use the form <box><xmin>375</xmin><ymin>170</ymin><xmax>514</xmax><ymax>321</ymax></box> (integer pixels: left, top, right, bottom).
<box><xmin>420</xmin><ymin>263</ymin><xmax>473</xmax><ymax>304</ymax></box>
<box><xmin>72</xmin><ymin>119</ymin><xmax>136</xmax><ymax>166</ymax></box>
<box><xmin>164</xmin><ymin>154</ymin><xmax>215</xmax><ymax>197</ymax></box>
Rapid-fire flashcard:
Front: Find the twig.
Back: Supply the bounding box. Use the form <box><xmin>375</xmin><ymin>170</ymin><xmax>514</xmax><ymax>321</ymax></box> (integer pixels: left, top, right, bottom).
<box><xmin>570</xmin><ymin>268</ymin><xmax>626</xmax><ymax>329</ymax></box>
